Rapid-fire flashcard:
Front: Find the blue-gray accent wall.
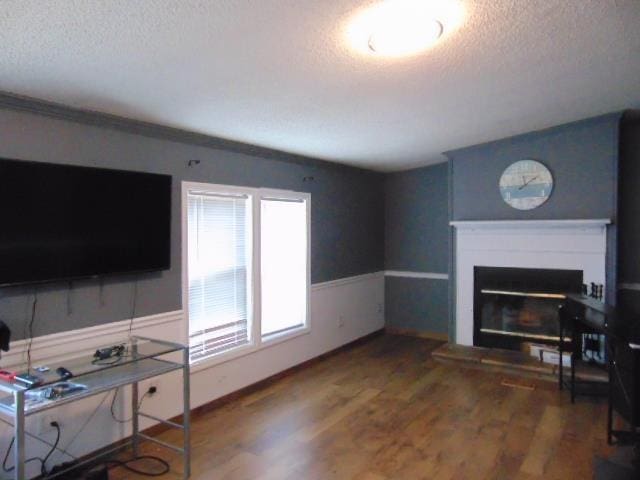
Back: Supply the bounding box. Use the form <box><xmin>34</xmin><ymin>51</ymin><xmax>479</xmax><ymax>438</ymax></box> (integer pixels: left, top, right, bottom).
<box><xmin>448</xmin><ymin>114</ymin><xmax>620</xmax><ymax>222</ymax></box>
<box><xmin>383</xmin><ymin>113</ymin><xmax>623</xmax><ymax>340</ymax></box>
<box><xmin>447</xmin><ymin>113</ymin><xmax>622</xmax><ymax>335</ymax></box>
<box><xmin>384</xmin><ymin>162</ymin><xmax>449</xmax><ymax>334</ymax></box>
<box><xmin>0</xmin><ymin>107</ymin><xmax>384</xmax><ymax>340</ymax></box>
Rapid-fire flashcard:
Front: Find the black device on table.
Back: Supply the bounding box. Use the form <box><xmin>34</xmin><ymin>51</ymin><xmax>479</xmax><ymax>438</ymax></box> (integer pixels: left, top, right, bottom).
<box><xmin>56</xmin><ymin>366</ymin><xmax>73</xmax><ymax>380</ymax></box>
<box><xmin>94</xmin><ymin>344</ymin><xmax>125</xmax><ymax>361</ymax></box>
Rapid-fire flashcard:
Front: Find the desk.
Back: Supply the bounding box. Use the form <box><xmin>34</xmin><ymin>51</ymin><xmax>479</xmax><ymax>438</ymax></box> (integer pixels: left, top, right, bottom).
<box><xmin>559</xmin><ymin>295</ymin><xmax>640</xmax><ymax>445</ymax></box>
<box><xmin>0</xmin><ymin>336</ymin><xmax>190</xmax><ymax>479</ymax></box>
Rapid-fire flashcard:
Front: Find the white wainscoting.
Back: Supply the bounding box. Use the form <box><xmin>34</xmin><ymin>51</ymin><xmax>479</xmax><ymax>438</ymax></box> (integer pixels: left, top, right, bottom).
<box><xmin>0</xmin><ymin>271</ymin><xmax>384</xmax><ymax>478</ymax></box>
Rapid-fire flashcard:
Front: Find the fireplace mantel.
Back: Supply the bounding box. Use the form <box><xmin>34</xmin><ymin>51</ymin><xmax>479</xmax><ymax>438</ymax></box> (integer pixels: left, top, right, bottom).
<box><xmin>451</xmin><ymin>218</ymin><xmax>610</xmax><ymax>346</ymax></box>
<box><xmin>450</xmin><ymin>219</ymin><xmax>611</xmax><ymax>229</ymax></box>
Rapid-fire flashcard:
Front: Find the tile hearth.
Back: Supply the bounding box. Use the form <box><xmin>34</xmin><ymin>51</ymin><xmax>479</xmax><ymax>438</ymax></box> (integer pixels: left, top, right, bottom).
<box><xmin>432</xmin><ymin>343</ymin><xmax>608</xmax><ymax>383</ymax></box>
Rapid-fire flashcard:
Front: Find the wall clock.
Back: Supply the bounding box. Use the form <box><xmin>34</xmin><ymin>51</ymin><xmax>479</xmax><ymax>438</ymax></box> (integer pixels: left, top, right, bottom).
<box><xmin>499</xmin><ymin>159</ymin><xmax>553</xmax><ymax>210</ymax></box>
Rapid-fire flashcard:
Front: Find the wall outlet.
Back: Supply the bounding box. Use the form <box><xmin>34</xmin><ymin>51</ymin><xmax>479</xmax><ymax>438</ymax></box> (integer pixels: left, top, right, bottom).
<box><xmin>377</xmin><ymin>303</ymin><xmax>383</xmax><ymax>314</ymax></box>
<box><xmin>143</xmin><ymin>380</ymin><xmax>161</xmax><ymax>395</ymax></box>
<box><xmin>338</xmin><ymin>315</ymin><xmax>345</xmax><ymax>327</ymax></box>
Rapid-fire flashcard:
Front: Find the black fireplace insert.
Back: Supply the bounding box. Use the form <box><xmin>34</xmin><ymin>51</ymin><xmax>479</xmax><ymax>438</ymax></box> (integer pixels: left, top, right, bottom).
<box><xmin>474</xmin><ymin>266</ymin><xmax>583</xmax><ymax>351</ymax></box>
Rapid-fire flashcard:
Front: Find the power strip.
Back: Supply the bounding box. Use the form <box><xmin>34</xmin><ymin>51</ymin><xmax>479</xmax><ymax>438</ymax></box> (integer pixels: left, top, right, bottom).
<box><xmin>48</xmin><ymin>461</ymin><xmax>108</xmax><ymax>479</ymax></box>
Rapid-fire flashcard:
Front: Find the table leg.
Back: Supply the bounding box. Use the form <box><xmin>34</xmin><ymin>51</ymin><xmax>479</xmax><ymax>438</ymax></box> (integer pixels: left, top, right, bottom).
<box><xmin>558</xmin><ymin>312</ymin><xmax>564</xmax><ymax>391</ymax></box>
<box><xmin>132</xmin><ymin>382</ymin><xmax>139</xmax><ymax>457</ymax></box>
<box><xmin>14</xmin><ymin>391</ymin><xmax>25</xmax><ymax>480</ymax></box>
<box><xmin>571</xmin><ymin>329</ymin><xmax>577</xmax><ymax>404</ymax></box>
<box><xmin>183</xmin><ymin>349</ymin><xmax>191</xmax><ymax>479</ymax></box>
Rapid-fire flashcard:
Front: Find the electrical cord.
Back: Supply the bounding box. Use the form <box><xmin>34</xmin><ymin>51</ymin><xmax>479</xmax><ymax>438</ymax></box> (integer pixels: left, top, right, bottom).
<box><xmin>106</xmin><ymin>455</ymin><xmax>170</xmax><ymax>477</ymax></box>
<box><xmin>60</xmin><ymin>391</ymin><xmax>111</xmax><ymax>456</ymax></box>
<box><xmin>2</xmin><ymin>421</ymin><xmax>59</xmax><ymax>475</ymax></box>
<box><xmin>26</xmin><ymin>289</ymin><xmax>38</xmax><ymax>372</ymax></box>
<box><xmin>2</xmin><ymin>393</ymin><xmax>168</xmax><ymax>478</ymax></box>
<box><xmin>41</xmin><ymin>421</ymin><xmax>61</xmax><ymax>475</ymax></box>
<box><xmin>0</xmin><ymin>417</ymin><xmax>75</xmax><ymax>462</ymax></box>
<box><xmin>128</xmin><ymin>278</ymin><xmax>138</xmax><ymax>338</ymax></box>
<box><xmin>110</xmin><ymin>387</ymin><xmax>151</xmax><ymax>423</ymax></box>
<box><xmin>91</xmin><ymin>351</ymin><xmax>129</xmax><ymax>366</ymax></box>
<box><xmin>2</xmin><ymin>436</ymin><xmax>44</xmax><ymax>473</ymax></box>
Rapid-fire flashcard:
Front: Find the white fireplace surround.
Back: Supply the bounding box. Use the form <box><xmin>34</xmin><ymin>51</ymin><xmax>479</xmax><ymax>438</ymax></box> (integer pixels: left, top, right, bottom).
<box><xmin>450</xmin><ymin>219</ymin><xmax>610</xmax><ymax>346</ymax></box>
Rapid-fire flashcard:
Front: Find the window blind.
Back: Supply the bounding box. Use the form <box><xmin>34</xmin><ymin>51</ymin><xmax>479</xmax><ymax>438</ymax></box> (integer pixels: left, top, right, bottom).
<box><xmin>187</xmin><ymin>191</ymin><xmax>251</xmax><ymax>363</ymax></box>
<box><xmin>260</xmin><ymin>197</ymin><xmax>308</xmax><ymax>337</ymax></box>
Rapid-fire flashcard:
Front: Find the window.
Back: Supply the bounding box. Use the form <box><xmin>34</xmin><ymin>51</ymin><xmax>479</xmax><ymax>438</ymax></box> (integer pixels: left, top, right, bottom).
<box><xmin>183</xmin><ymin>183</ymin><xmax>309</xmax><ymax>365</ymax></box>
<box><xmin>186</xmin><ymin>189</ymin><xmax>252</xmax><ymax>363</ymax></box>
<box><xmin>261</xmin><ymin>196</ymin><xmax>308</xmax><ymax>338</ymax></box>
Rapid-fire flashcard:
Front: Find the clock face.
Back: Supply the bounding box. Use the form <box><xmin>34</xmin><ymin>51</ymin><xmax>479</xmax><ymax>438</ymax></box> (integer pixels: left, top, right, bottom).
<box><xmin>499</xmin><ymin>160</ymin><xmax>553</xmax><ymax>210</ymax></box>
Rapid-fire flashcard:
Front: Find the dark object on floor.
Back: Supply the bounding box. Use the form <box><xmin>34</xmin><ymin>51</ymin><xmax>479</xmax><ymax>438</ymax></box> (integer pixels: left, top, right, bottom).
<box><xmin>594</xmin><ymin>459</ymin><xmax>636</xmax><ymax>479</ymax></box>
<box><xmin>593</xmin><ymin>445</ymin><xmax>639</xmax><ymax>480</ymax></box>
<box><xmin>47</xmin><ymin>461</ymin><xmax>108</xmax><ymax>479</ymax></box>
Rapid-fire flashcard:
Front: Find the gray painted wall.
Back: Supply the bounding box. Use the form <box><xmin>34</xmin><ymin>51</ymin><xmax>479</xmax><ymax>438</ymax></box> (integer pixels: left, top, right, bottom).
<box><xmin>384</xmin><ymin>162</ymin><xmax>449</xmax><ymax>334</ymax></box>
<box><xmin>385</xmin><ymin>162</ymin><xmax>449</xmax><ymax>273</ymax></box>
<box><xmin>0</xmin><ymin>108</ymin><xmax>384</xmax><ymax>340</ymax></box>
<box><xmin>385</xmin><ymin>277</ymin><xmax>448</xmax><ymax>334</ymax></box>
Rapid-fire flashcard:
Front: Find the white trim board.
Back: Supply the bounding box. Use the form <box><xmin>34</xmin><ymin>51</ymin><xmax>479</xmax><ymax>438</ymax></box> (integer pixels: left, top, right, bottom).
<box><xmin>450</xmin><ymin>219</ymin><xmax>611</xmax><ymax>229</ymax></box>
<box><xmin>384</xmin><ymin>270</ymin><xmax>448</xmax><ymax>280</ymax></box>
<box><xmin>311</xmin><ymin>271</ymin><xmax>384</xmax><ymax>291</ymax></box>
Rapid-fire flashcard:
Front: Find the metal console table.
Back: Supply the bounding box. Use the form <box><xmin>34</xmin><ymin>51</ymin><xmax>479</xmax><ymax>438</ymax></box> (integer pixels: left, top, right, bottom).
<box><xmin>0</xmin><ymin>336</ymin><xmax>190</xmax><ymax>479</ymax></box>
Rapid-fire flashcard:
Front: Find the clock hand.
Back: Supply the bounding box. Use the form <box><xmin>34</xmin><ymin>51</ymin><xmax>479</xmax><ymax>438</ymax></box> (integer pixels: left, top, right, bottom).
<box><xmin>518</xmin><ymin>175</ymin><xmax>539</xmax><ymax>190</ymax></box>
<box><xmin>519</xmin><ymin>176</ymin><xmax>527</xmax><ymax>190</ymax></box>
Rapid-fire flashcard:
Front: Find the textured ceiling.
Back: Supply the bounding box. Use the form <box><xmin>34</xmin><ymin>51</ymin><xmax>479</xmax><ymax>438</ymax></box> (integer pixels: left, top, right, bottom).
<box><xmin>0</xmin><ymin>0</ymin><xmax>639</xmax><ymax>171</ymax></box>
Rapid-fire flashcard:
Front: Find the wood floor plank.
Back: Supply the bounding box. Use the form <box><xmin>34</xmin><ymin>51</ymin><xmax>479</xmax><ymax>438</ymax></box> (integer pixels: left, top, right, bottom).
<box><xmin>110</xmin><ymin>334</ymin><xmax>613</xmax><ymax>480</ymax></box>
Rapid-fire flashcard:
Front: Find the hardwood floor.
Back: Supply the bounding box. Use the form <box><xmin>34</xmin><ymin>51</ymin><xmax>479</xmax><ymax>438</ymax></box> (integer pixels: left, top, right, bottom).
<box><xmin>111</xmin><ymin>334</ymin><xmax>613</xmax><ymax>479</ymax></box>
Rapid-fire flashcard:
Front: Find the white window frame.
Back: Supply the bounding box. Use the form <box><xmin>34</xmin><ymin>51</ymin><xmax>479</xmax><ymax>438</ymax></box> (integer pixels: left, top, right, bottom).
<box><xmin>182</xmin><ymin>181</ymin><xmax>311</xmax><ymax>371</ymax></box>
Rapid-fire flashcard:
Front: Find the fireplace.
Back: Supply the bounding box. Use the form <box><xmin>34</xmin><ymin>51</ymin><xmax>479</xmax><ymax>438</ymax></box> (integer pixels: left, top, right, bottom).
<box><xmin>451</xmin><ymin>219</ymin><xmax>609</xmax><ymax>346</ymax></box>
<box><xmin>474</xmin><ymin>266</ymin><xmax>583</xmax><ymax>350</ymax></box>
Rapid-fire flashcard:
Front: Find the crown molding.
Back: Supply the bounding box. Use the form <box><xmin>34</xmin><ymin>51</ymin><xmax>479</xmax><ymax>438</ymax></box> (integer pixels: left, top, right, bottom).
<box><xmin>0</xmin><ymin>91</ymin><xmax>378</xmax><ymax>175</ymax></box>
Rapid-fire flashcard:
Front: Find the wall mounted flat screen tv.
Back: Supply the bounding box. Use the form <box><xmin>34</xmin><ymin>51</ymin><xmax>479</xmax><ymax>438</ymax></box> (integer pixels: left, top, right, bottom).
<box><xmin>0</xmin><ymin>158</ymin><xmax>171</xmax><ymax>286</ymax></box>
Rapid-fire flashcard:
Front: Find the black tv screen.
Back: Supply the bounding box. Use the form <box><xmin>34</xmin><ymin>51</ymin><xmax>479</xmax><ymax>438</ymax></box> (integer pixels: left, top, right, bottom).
<box><xmin>0</xmin><ymin>158</ymin><xmax>171</xmax><ymax>286</ymax></box>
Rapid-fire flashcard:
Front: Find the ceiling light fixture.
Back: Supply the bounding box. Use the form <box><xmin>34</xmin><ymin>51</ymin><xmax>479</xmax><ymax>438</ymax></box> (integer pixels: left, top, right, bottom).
<box><xmin>346</xmin><ymin>0</ymin><xmax>464</xmax><ymax>58</ymax></box>
<box><xmin>367</xmin><ymin>18</ymin><xmax>443</xmax><ymax>55</ymax></box>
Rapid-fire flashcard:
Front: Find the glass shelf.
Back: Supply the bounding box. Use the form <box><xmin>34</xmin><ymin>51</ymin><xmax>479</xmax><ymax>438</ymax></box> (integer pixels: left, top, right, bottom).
<box><xmin>0</xmin><ymin>336</ymin><xmax>183</xmax><ymax>394</ymax></box>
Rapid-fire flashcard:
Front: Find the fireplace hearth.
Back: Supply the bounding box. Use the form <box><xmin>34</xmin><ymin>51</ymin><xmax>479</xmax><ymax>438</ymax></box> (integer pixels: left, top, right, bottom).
<box><xmin>474</xmin><ymin>266</ymin><xmax>583</xmax><ymax>351</ymax></box>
